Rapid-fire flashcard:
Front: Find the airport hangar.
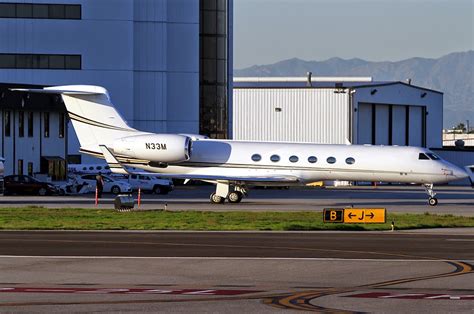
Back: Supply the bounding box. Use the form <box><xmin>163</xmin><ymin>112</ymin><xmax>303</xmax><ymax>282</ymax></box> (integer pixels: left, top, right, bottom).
<box><xmin>0</xmin><ymin>0</ymin><xmax>233</xmax><ymax>178</ymax></box>
<box><xmin>233</xmin><ymin>76</ymin><xmax>443</xmax><ymax>148</ymax></box>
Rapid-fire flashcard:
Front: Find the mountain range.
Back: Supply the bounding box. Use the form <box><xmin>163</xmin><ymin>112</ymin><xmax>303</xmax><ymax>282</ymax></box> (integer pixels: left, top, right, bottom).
<box><xmin>234</xmin><ymin>51</ymin><xmax>474</xmax><ymax>128</ymax></box>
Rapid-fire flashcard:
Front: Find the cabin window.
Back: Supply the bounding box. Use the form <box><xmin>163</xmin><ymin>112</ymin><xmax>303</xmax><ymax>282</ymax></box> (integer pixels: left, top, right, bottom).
<box><xmin>345</xmin><ymin>157</ymin><xmax>355</xmax><ymax>165</ymax></box>
<box><xmin>289</xmin><ymin>155</ymin><xmax>299</xmax><ymax>163</ymax></box>
<box><xmin>270</xmin><ymin>155</ymin><xmax>280</xmax><ymax>162</ymax></box>
<box><xmin>426</xmin><ymin>153</ymin><xmax>440</xmax><ymax>160</ymax></box>
<box><xmin>251</xmin><ymin>154</ymin><xmax>261</xmax><ymax>162</ymax></box>
<box><xmin>327</xmin><ymin>157</ymin><xmax>336</xmax><ymax>164</ymax></box>
<box><xmin>418</xmin><ymin>153</ymin><xmax>430</xmax><ymax>160</ymax></box>
<box><xmin>308</xmin><ymin>156</ymin><xmax>317</xmax><ymax>163</ymax></box>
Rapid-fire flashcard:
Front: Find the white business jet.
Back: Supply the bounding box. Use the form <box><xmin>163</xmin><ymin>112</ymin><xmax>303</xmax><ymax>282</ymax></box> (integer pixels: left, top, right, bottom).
<box><xmin>12</xmin><ymin>85</ymin><xmax>469</xmax><ymax>206</ymax></box>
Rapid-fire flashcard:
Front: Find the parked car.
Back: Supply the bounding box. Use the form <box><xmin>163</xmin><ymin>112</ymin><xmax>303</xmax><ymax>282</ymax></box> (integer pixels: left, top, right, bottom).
<box><xmin>119</xmin><ymin>174</ymin><xmax>174</xmax><ymax>194</ymax></box>
<box><xmin>3</xmin><ymin>175</ymin><xmax>60</xmax><ymax>196</ymax></box>
<box><xmin>76</xmin><ymin>174</ymin><xmax>132</xmax><ymax>194</ymax></box>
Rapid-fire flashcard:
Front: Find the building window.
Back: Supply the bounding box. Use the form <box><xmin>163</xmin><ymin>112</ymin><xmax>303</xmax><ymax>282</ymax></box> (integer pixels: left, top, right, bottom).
<box><xmin>18</xmin><ymin>111</ymin><xmax>24</xmax><ymax>137</ymax></box>
<box><xmin>4</xmin><ymin>110</ymin><xmax>11</xmax><ymax>137</ymax></box>
<box><xmin>270</xmin><ymin>155</ymin><xmax>280</xmax><ymax>162</ymax></box>
<box><xmin>308</xmin><ymin>156</ymin><xmax>317</xmax><ymax>163</ymax></box>
<box><xmin>251</xmin><ymin>154</ymin><xmax>261</xmax><ymax>162</ymax></box>
<box><xmin>0</xmin><ymin>3</ymin><xmax>81</xmax><ymax>19</ymax></box>
<box><xmin>18</xmin><ymin>159</ymin><xmax>23</xmax><ymax>175</ymax></box>
<box><xmin>27</xmin><ymin>162</ymin><xmax>33</xmax><ymax>176</ymax></box>
<box><xmin>199</xmin><ymin>0</ymin><xmax>229</xmax><ymax>139</ymax></box>
<box><xmin>289</xmin><ymin>155</ymin><xmax>299</xmax><ymax>163</ymax></box>
<box><xmin>0</xmin><ymin>54</ymin><xmax>81</xmax><ymax>70</ymax></box>
<box><xmin>27</xmin><ymin>112</ymin><xmax>33</xmax><ymax>137</ymax></box>
<box><xmin>345</xmin><ymin>157</ymin><xmax>355</xmax><ymax>165</ymax></box>
<box><xmin>59</xmin><ymin>113</ymin><xmax>65</xmax><ymax>138</ymax></box>
<box><xmin>327</xmin><ymin>157</ymin><xmax>336</xmax><ymax>164</ymax></box>
<box><xmin>44</xmin><ymin>112</ymin><xmax>49</xmax><ymax>138</ymax></box>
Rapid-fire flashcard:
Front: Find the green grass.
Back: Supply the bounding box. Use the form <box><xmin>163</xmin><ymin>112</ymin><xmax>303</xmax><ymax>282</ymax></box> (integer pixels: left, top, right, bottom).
<box><xmin>0</xmin><ymin>207</ymin><xmax>473</xmax><ymax>231</ymax></box>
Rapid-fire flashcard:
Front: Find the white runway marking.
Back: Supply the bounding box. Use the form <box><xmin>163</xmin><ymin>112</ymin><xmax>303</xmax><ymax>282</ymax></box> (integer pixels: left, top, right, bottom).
<box><xmin>446</xmin><ymin>239</ymin><xmax>474</xmax><ymax>242</ymax></box>
<box><xmin>0</xmin><ymin>255</ymin><xmax>472</xmax><ymax>262</ymax></box>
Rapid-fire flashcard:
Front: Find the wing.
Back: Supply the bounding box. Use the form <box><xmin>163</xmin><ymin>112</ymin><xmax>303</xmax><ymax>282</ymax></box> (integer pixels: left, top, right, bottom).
<box><xmin>139</xmin><ymin>173</ymin><xmax>300</xmax><ymax>184</ymax></box>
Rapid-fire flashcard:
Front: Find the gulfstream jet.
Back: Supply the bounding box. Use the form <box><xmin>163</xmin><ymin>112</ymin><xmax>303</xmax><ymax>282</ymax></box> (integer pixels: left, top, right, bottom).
<box><xmin>12</xmin><ymin>85</ymin><xmax>469</xmax><ymax>205</ymax></box>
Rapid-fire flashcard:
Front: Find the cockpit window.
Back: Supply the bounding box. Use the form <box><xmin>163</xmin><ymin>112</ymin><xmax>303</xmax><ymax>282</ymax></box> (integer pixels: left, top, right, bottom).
<box><xmin>426</xmin><ymin>153</ymin><xmax>440</xmax><ymax>160</ymax></box>
<box><xmin>418</xmin><ymin>153</ymin><xmax>430</xmax><ymax>160</ymax></box>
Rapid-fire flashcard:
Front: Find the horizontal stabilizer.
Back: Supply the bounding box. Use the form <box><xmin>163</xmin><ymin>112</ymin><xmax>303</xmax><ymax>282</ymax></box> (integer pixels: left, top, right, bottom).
<box><xmin>11</xmin><ymin>85</ymin><xmax>108</xmax><ymax>96</ymax></box>
<box><xmin>99</xmin><ymin>145</ymin><xmax>129</xmax><ymax>175</ymax></box>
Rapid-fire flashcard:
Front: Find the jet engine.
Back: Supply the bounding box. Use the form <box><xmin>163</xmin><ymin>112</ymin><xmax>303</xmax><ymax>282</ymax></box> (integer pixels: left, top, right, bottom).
<box><xmin>112</xmin><ymin>134</ymin><xmax>192</xmax><ymax>163</ymax></box>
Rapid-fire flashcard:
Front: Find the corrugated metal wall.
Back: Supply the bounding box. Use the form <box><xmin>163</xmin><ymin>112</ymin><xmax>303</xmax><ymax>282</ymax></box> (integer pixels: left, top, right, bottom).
<box><xmin>233</xmin><ymin>88</ymin><xmax>349</xmax><ymax>144</ymax></box>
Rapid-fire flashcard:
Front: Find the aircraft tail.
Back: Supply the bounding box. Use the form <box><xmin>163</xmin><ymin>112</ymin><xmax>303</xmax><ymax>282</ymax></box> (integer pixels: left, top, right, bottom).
<box><xmin>11</xmin><ymin>85</ymin><xmax>141</xmax><ymax>156</ymax></box>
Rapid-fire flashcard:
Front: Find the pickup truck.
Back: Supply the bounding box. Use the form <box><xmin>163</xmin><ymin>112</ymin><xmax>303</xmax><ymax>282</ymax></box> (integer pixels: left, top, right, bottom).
<box><xmin>117</xmin><ymin>174</ymin><xmax>174</xmax><ymax>194</ymax></box>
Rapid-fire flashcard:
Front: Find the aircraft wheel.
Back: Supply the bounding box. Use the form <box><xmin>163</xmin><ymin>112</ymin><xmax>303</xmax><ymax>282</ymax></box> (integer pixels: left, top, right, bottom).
<box><xmin>228</xmin><ymin>191</ymin><xmax>243</xmax><ymax>203</ymax></box>
<box><xmin>210</xmin><ymin>193</ymin><xmax>225</xmax><ymax>204</ymax></box>
<box><xmin>428</xmin><ymin>197</ymin><xmax>438</xmax><ymax>206</ymax></box>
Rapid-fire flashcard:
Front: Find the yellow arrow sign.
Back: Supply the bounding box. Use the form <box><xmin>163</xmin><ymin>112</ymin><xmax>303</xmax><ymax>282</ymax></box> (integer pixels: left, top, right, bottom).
<box><xmin>344</xmin><ymin>208</ymin><xmax>386</xmax><ymax>224</ymax></box>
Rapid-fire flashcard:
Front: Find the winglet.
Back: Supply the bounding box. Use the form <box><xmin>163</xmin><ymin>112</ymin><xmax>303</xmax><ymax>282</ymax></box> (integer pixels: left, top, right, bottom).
<box><xmin>99</xmin><ymin>145</ymin><xmax>129</xmax><ymax>175</ymax></box>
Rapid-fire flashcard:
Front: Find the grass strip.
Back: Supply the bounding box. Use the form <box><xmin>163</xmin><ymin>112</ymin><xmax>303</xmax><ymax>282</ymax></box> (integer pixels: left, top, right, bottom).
<box><xmin>0</xmin><ymin>207</ymin><xmax>473</xmax><ymax>231</ymax></box>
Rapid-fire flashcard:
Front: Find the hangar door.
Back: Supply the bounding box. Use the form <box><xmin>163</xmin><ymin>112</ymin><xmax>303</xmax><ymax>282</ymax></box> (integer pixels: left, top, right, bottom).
<box><xmin>358</xmin><ymin>103</ymin><xmax>426</xmax><ymax>147</ymax></box>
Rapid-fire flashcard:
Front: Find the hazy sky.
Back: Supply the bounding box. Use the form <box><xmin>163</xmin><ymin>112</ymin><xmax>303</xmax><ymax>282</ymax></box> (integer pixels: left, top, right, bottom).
<box><xmin>233</xmin><ymin>0</ymin><xmax>474</xmax><ymax>69</ymax></box>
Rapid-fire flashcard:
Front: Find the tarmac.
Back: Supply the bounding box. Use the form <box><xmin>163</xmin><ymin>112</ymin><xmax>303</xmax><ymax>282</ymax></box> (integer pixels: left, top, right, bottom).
<box><xmin>0</xmin><ymin>186</ymin><xmax>472</xmax><ymax>312</ymax></box>
<box><xmin>0</xmin><ymin>231</ymin><xmax>472</xmax><ymax>313</ymax></box>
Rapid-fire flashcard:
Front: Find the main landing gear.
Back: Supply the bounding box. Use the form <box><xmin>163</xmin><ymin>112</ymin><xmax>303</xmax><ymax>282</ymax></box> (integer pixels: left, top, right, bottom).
<box><xmin>210</xmin><ymin>183</ymin><xmax>246</xmax><ymax>204</ymax></box>
<box><xmin>423</xmin><ymin>183</ymin><xmax>438</xmax><ymax>206</ymax></box>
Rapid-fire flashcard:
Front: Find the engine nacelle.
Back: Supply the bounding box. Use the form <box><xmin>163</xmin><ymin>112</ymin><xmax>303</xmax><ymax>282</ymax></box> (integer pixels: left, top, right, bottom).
<box><xmin>113</xmin><ymin>134</ymin><xmax>192</xmax><ymax>163</ymax></box>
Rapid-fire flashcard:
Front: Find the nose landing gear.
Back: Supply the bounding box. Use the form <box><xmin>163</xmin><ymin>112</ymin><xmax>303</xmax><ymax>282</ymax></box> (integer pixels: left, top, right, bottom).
<box><xmin>423</xmin><ymin>183</ymin><xmax>438</xmax><ymax>206</ymax></box>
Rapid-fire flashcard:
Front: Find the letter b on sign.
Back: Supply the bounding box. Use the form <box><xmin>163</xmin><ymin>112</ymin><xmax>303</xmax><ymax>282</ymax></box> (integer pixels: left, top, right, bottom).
<box><xmin>323</xmin><ymin>209</ymin><xmax>344</xmax><ymax>223</ymax></box>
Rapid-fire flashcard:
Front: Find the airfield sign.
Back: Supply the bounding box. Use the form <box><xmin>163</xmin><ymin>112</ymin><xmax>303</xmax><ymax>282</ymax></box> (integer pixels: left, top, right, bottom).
<box><xmin>324</xmin><ymin>208</ymin><xmax>386</xmax><ymax>224</ymax></box>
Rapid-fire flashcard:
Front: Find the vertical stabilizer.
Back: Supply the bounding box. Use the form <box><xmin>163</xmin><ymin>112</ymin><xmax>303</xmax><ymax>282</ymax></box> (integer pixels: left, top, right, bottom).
<box><xmin>11</xmin><ymin>85</ymin><xmax>143</xmax><ymax>156</ymax></box>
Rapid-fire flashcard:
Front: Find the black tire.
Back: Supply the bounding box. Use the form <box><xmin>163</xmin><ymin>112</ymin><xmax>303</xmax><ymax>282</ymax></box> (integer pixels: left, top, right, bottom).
<box><xmin>153</xmin><ymin>185</ymin><xmax>161</xmax><ymax>194</ymax></box>
<box><xmin>228</xmin><ymin>191</ymin><xmax>243</xmax><ymax>203</ymax></box>
<box><xmin>111</xmin><ymin>185</ymin><xmax>121</xmax><ymax>195</ymax></box>
<box><xmin>428</xmin><ymin>197</ymin><xmax>438</xmax><ymax>206</ymax></box>
<box><xmin>38</xmin><ymin>187</ymin><xmax>47</xmax><ymax>196</ymax></box>
<box><xmin>210</xmin><ymin>193</ymin><xmax>225</xmax><ymax>204</ymax></box>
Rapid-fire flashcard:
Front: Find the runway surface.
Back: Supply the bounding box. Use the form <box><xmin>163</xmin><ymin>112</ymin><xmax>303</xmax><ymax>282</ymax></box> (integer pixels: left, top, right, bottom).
<box><xmin>0</xmin><ymin>231</ymin><xmax>473</xmax><ymax>313</ymax></box>
<box><xmin>0</xmin><ymin>231</ymin><xmax>473</xmax><ymax>260</ymax></box>
<box><xmin>1</xmin><ymin>185</ymin><xmax>474</xmax><ymax>216</ymax></box>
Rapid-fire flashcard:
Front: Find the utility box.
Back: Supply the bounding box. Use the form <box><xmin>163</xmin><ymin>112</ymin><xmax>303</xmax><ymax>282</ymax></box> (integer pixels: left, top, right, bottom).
<box><xmin>114</xmin><ymin>195</ymin><xmax>135</xmax><ymax>210</ymax></box>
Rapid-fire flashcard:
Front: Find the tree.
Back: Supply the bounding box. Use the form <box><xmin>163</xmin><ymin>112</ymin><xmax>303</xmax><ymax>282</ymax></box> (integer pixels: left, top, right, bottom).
<box><xmin>455</xmin><ymin>123</ymin><xmax>466</xmax><ymax>132</ymax></box>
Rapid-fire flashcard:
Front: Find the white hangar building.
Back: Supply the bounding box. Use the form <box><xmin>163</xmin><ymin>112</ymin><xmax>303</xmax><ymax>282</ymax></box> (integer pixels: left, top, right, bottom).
<box><xmin>233</xmin><ymin>77</ymin><xmax>443</xmax><ymax>149</ymax></box>
<box><xmin>0</xmin><ymin>0</ymin><xmax>233</xmax><ymax>177</ymax></box>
